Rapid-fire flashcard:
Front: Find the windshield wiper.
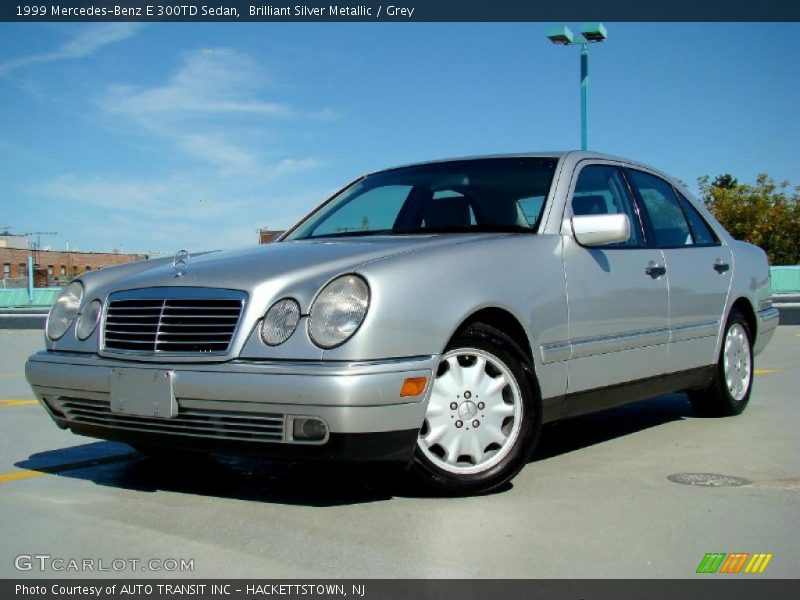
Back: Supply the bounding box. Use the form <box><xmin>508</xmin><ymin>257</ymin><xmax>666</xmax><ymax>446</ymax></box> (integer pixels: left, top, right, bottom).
<box><xmin>306</xmin><ymin>229</ymin><xmax>394</xmax><ymax>239</ymax></box>
<box><xmin>303</xmin><ymin>225</ymin><xmax>534</xmax><ymax>240</ymax></box>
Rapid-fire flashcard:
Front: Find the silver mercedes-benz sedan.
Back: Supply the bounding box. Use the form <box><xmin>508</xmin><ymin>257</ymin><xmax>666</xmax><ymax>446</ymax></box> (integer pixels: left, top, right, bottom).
<box><xmin>25</xmin><ymin>151</ymin><xmax>779</xmax><ymax>494</ymax></box>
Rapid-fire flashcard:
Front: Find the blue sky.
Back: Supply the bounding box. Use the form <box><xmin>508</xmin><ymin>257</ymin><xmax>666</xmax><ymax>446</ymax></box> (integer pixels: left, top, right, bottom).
<box><xmin>1</xmin><ymin>22</ymin><xmax>798</xmax><ymax>254</ymax></box>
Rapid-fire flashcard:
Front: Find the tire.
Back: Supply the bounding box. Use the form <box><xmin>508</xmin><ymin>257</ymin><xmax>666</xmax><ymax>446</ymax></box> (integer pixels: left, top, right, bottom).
<box><xmin>689</xmin><ymin>309</ymin><xmax>754</xmax><ymax>417</ymax></box>
<box><xmin>409</xmin><ymin>323</ymin><xmax>542</xmax><ymax>495</ymax></box>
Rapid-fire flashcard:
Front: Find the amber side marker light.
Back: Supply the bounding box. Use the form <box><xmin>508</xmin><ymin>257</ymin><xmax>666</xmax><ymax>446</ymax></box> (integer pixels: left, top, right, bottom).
<box><xmin>400</xmin><ymin>377</ymin><xmax>428</xmax><ymax>397</ymax></box>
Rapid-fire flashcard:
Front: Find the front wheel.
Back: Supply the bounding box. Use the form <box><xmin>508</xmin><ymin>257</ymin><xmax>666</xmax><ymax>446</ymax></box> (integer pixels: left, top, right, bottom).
<box><xmin>410</xmin><ymin>323</ymin><xmax>541</xmax><ymax>495</ymax></box>
<box><xmin>689</xmin><ymin>309</ymin><xmax>753</xmax><ymax>417</ymax></box>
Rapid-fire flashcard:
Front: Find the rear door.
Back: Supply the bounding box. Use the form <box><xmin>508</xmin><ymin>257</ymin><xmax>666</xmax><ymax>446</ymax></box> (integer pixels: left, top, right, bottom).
<box><xmin>562</xmin><ymin>163</ymin><xmax>669</xmax><ymax>412</ymax></box>
<box><xmin>625</xmin><ymin>169</ymin><xmax>732</xmax><ymax>373</ymax></box>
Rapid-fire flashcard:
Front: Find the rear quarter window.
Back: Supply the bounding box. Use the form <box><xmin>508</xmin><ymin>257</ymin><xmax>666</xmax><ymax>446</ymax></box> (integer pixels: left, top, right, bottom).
<box><xmin>677</xmin><ymin>193</ymin><xmax>719</xmax><ymax>246</ymax></box>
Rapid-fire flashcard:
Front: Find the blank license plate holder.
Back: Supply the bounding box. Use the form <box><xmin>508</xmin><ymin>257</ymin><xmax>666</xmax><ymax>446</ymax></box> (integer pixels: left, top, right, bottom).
<box><xmin>109</xmin><ymin>368</ymin><xmax>177</xmax><ymax>418</ymax></box>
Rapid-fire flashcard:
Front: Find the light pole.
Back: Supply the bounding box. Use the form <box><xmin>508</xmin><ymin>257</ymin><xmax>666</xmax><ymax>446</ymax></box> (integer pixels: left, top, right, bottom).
<box><xmin>547</xmin><ymin>23</ymin><xmax>608</xmax><ymax>151</ymax></box>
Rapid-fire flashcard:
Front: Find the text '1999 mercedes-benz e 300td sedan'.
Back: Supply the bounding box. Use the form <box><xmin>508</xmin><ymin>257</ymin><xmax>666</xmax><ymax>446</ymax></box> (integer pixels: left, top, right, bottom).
<box><xmin>26</xmin><ymin>151</ymin><xmax>779</xmax><ymax>494</ymax></box>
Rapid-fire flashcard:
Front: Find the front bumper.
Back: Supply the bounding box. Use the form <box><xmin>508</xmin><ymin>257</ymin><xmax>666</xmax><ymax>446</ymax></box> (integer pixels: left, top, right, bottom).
<box><xmin>25</xmin><ymin>352</ymin><xmax>437</xmax><ymax>462</ymax></box>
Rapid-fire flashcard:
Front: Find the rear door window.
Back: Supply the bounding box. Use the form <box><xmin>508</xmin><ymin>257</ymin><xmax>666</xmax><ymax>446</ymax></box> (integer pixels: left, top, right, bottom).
<box><xmin>627</xmin><ymin>170</ymin><xmax>693</xmax><ymax>248</ymax></box>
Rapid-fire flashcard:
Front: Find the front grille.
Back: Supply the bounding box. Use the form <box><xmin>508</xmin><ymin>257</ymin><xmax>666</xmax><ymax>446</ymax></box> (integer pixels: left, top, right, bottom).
<box><xmin>104</xmin><ymin>293</ymin><xmax>244</xmax><ymax>354</ymax></box>
<box><xmin>53</xmin><ymin>397</ymin><xmax>285</xmax><ymax>443</ymax></box>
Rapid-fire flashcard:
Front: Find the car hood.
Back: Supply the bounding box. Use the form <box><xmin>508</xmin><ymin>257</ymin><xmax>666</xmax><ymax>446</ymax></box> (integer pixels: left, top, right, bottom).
<box><xmin>89</xmin><ymin>233</ymin><xmax>508</xmax><ymax>305</ymax></box>
<box><xmin>56</xmin><ymin>232</ymin><xmax>519</xmax><ymax>358</ymax></box>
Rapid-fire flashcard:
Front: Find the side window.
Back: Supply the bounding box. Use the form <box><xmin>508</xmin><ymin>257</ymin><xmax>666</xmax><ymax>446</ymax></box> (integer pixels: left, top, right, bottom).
<box><xmin>627</xmin><ymin>170</ymin><xmax>693</xmax><ymax>248</ymax></box>
<box><xmin>571</xmin><ymin>165</ymin><xmax>643</xmax><ymax>247</ymax></box>
<box><xmin>677</xmin><ymin>193</ymin><xmax>719</xmax><ymax>246</ymax></box>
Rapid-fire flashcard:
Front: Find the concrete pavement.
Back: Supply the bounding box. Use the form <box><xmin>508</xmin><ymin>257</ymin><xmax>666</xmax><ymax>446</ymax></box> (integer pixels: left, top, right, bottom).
<box><xmin>0</xmin><ymin>327</ymin><xmax>797</xmax><ymax>578</ymax></box>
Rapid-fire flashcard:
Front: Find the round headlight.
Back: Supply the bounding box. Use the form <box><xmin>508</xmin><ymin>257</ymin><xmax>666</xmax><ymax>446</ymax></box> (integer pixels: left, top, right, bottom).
<box><xmin>46</xmin><ymin>281</ymin><xmax>84</xmax><ymax>341</ymax></box>
<box><xmin>260</xmin><ymin>298</ymin><xmax>301</xmax><ymax>346</ymax></box>
<box><xmin>76</xmin><ymin>299</ymin><xmax>102</xmax><ymax>341</ymax></box>
<box><xmin>309</xmin><ymin>275</ymin><xmax>369</xmax><ymax>349</ymax></box>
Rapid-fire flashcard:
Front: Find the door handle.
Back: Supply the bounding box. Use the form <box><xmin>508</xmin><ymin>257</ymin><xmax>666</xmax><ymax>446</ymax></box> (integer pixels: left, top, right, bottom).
<box><xmin>645</xmin><ymin>262</ymin><xmax>667</xmax><ymax>279</ymax></box>
<box><xmin>713</xmin><ymin>261</ymin><xmax>730</xmax><ymax>274</ymax></box>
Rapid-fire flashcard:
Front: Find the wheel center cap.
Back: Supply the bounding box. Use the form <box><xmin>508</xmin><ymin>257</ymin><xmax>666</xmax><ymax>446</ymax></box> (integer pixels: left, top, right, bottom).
<box><xmin>458</xmin><ymin>400</ymin><xmax>478</xmax><ymax>419</ymax></box>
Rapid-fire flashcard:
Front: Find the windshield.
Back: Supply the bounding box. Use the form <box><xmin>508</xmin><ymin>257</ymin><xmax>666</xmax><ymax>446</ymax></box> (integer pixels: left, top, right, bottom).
<box><xmin>284</xmin><ymin>157</ymin><xmax>558</xmax><ymax>240</ymax></box>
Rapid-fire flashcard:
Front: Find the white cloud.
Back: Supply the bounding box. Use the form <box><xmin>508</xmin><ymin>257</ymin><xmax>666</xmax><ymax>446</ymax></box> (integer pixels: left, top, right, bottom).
<box><xmin>29</xmin><ymin>173</ymin><xmax>242</xmax><ymax>219</ymax></box>
<box><xmin>308</xmin><ymin>107</ymin><xmax>340</xmax><ymax>121</ymax></box>
<box><xmin>11</xmin><ymin>38</ymin><xmax>334</xmax><ymax>251</ymax></box>
<box><xmin>176</xmin><ymin>132</ymin><xmax>260</xmax><ymax>172</ymax></box>
<box><xmin>0</xmin><ymin>136</ymin><xmax>36</xmax><ymax>160</ymax></box>
<box><xmin>101</xmin><ymin>48</ymin><xmax>290</xmax><ymax>124</ymax></box>
<box><xmin>267</xmin><ymin>157</ymin><xmax>323</xmax><ymax>178</ymax></box>
<box><xmin>97</xmin><ymin>47</ymin><xmax>326</xmax><ymax>174</ymax></box>
<box><xmin>0</xmin><ymin>24</ymin><xmax>142</xmax><ymax>75</ymax></box>
<box><xmin>27</xmin><ymin>173</ymin><xmax>331</xmax><ymax>252</ymax></box>
<box><xmin>28</xmin><ymin>173</ymin><xmax>253</xmax><ymax>252</ymax></box>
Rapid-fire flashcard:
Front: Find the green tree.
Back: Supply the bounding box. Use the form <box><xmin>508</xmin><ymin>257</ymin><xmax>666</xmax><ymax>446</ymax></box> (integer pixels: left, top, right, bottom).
<box><xmin>712</xmin><ymin>173</ymin><xmax>738</xmax><ymax>189</ymax></box>
<box><xmin>698</xmin><ymin>173</ymin><xmax>800</xmax><ymax>265</ymax></box>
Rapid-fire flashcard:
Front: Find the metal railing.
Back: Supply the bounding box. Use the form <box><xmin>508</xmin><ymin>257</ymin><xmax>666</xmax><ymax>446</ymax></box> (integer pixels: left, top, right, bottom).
<box><xmin>0</xmin><ymin>277</ymin><xmax>29</xmax><ymax>289</ymax></box>
<box><xmin>1</xmin><ymin>276</ymin><xmax>75</xmax><ymax>288</ymax></box>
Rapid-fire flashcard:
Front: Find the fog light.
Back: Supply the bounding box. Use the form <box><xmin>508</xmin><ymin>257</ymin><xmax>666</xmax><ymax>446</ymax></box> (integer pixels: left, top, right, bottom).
<box><xmin>292</xmin><ymin>417</ymin><xmax>327</xmax><ymax>442</ymax></box>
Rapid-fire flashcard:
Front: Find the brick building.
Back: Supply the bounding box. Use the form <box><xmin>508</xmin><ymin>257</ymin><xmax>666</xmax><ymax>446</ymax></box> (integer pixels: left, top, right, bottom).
<box><xmin>1</xmin><ymin>248</ymin><xmax>148</xmax><ymax>287</ymax></box>
<box><xmin>258</xmin><ymin>229</ymin><xmax>284</xmax><ymax>244</ymax></box>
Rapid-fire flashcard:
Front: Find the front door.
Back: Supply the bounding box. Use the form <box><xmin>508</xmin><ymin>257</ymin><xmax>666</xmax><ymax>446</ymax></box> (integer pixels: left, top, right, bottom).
<box><xmin>562</xmin><ymin>163</ymin><xmax>670</xmax><ymax>416</ymax></box>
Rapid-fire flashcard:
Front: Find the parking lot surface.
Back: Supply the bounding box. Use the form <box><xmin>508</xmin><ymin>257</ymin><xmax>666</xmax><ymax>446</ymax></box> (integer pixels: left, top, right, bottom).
<box><xmin>1</xmin><ymin>327</ymin><xmax>798</xmax><ymax>578</ymax></box>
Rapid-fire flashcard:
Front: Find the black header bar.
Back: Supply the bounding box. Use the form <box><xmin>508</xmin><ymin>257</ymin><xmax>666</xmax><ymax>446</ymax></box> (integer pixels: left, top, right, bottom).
<box><xmin>2</xmin><ymin>1</ymin><xmax>799</xmax><ymax>22</ymax></box>
<box><xmin>5</xmin><ymin>579</ymin><xmax>800</xmax><ymax>600</ymax></box>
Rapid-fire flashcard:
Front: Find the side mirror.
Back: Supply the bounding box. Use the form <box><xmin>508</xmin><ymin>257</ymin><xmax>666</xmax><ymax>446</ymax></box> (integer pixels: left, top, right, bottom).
<box><xmin>572</xmin><ymin>214</ymin><xmax>630</xmax><ymax>246</ymax></box>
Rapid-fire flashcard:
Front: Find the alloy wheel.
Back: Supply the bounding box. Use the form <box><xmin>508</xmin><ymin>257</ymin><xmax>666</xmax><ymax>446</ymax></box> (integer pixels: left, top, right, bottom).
<box><xmin>723</xmin><ymin>323</ymin><xmax>751</xmax><ymax>402</ymax></box>
<box><xmin>418</xmin><ymin>348</ymin><xmax>523</xmax><ymax>475</ymax></box>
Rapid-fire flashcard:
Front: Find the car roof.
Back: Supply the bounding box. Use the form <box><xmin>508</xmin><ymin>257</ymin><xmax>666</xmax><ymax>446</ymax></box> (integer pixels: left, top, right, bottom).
<box><xmin>369</xmin><ymin>151</ymin><xmax>658</xmax><ymax>175</ymax></box>
<box><xmin>366</xmin><ymin>151</ymin><xmax>688</xmax><ymax>197</ymax></box>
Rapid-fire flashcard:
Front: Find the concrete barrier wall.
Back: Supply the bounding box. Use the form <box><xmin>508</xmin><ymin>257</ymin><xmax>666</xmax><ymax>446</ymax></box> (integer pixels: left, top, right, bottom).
<box><xmin>0</xmin><ymin>288</ymin><xmax>62</xmax><ymax>308</ymax></box>
<box><xmin>771</xmin><ymin>266</ymin><xmax>800</xmax><ymax>294</ymax></box>
<box><xmin>1</xmin><ymin>267</ymin><xmax>798</xmax><ymax>330</ymax></box>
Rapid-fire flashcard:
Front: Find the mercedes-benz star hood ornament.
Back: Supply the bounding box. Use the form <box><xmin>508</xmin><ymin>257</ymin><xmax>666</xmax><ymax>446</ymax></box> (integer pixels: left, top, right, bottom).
<box><xmin>173</xmin><ymin>249</ymin><xmax>189</xmax><ymax>278</ymax></box>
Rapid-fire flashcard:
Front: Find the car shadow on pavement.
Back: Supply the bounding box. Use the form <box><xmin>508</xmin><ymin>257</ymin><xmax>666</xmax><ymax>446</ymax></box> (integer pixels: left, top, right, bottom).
<box><xmin>14</xmin><ymin>392</ymin><xmax>696</xmax><ymax>504</ymax></box>
<box><xmin>14</xmin><ymin>441</ymin><xmax>406</xmax><ymax>507</ymax></box>
<box><xmin>531</xmin><ymin>392</ymin><xmax>696</xmax><ymax>462</ymax></box>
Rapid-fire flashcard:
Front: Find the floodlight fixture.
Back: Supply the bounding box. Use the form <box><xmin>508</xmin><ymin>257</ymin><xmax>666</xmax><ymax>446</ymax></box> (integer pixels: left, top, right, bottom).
<box><xmin>581</xmin><ymin>23</ymin><xmax>608</xmax><ymax>43</ymax></box>
<box><xmin>546</xmin><ymin>26</ymin><xmax>574</xmax><ymax>45</ymax></box>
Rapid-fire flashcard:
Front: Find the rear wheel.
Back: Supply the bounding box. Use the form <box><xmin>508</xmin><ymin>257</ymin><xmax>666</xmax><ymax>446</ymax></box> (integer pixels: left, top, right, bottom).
<box><xmin>410</xmin><ymin>323</ymin><xmax>541</xmax><ymax>495</ymax></box>
<box><xmin>689</xmin><ymin>309</ymin><xmax>753</xmax><ymax>417</ymax></box>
